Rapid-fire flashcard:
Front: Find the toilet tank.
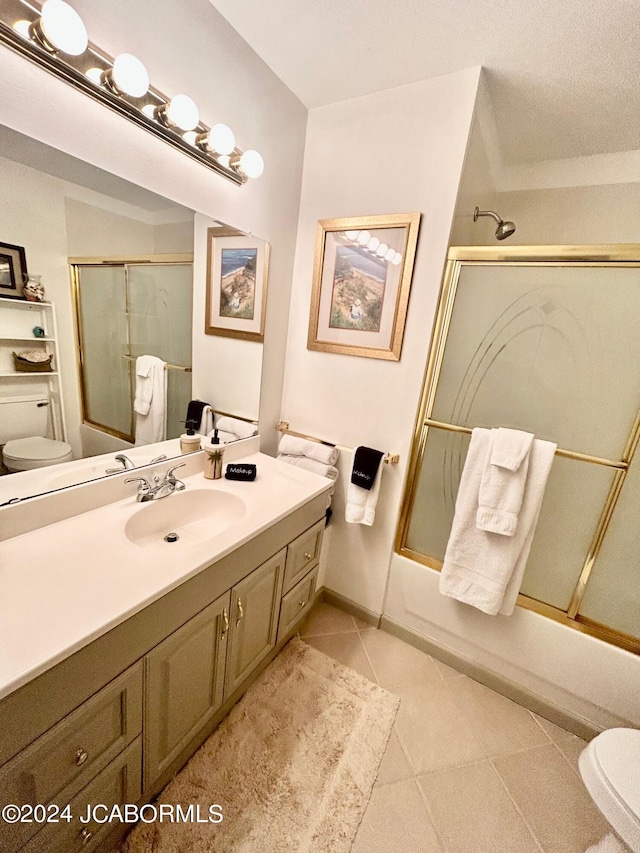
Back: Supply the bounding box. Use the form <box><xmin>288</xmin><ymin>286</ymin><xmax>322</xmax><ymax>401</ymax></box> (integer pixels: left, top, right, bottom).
<box><xmin>0</xmin><ymin>395</ymin><xmax>51</xmax><ymax>443</ymax></box>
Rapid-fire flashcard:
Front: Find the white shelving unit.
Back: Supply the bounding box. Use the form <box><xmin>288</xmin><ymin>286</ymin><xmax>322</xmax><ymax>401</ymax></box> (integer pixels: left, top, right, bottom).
<box><xmin>0</xmin><ymin>296</ymin><xmax>67</xmax><ymax>441</ymax></box>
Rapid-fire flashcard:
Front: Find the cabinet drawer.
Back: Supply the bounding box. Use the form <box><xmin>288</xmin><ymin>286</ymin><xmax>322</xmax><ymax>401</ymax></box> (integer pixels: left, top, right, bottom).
<box><xmin>277</xmin><ymin>567</ymin><xmax>318</xmax><ymax>643</ymax></box>
<box><xmin>21</xmin><ymin>737</ymin><xmax>142</xmax><ymax>853</ymax></box>
<box><xmin>283</xmin><ymin>519</ymin><xmax>324</xmax><ymax>593</ymax></box>
<box><xmin>0</xmin><ymin>663</ymin><xmax>142</xmax><ymax>853</ymax></box>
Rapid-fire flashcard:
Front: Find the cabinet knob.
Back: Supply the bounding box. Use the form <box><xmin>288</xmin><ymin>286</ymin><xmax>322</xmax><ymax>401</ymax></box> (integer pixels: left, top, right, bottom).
<box><xmin>75</xmin><ymin>748</ymin><xmax>89</xmax><ymax>766</ymax></box>
<box><xmin>80</xmin><ymin>827</ymin><xmax>92</xmax><ymax>845</ymax></box>
<box><xmin>298</xmin><ymin>600</ymin><xmax>306</xmax><ymax>608</ymax></box>
<box><xmin>304</xmin><ymin>552</ymin><xmax>313</xmax><ymax>561</ymax></box>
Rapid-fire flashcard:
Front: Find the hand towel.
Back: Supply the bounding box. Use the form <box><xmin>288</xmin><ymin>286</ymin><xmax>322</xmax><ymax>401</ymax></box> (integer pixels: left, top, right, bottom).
<box><xmin>215</xmin><ymin>416</ymin><xmax>258</xmax><ymax>440</ymax></box>
<box><xmin>346</xmin><ymin>447</ymin><xmax>384</xmax><ymax>526</ymax></box>
<box><xmin>439</xmin><ymin>428</ymin><xmax>556</xmax><ymax>615</ymax></box>
<box><xmin>133</xmin><ymin>355</ymin><xmax>155</xmax><ymax>416</ymax></box>
<box><xmin>134</xmin><ymin>356</ymin><xmax>167</xmax><ymax>445</ymax></box>
<box><xmin>277</xmin><ymin>454</ymin><xmax>339</xmax><ymax>481</ymax></box>
<box><xmin>185</xmin><ymin>399</ymin><xmax>209</xmax><ymax>432</ymax></box>
<box><xmin>477</xmin><ymin>428</ymin><xmax>534</xmax><ymax>536</ymax></box>
<box><xmin>278</xmin><ymin>434</ymin><xmax>339</xmax><ymax>466</ymax></box>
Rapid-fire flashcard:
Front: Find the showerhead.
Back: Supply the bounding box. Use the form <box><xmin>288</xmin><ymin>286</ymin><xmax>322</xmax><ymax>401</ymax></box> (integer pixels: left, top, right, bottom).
<box><xmin>473</xmin><ymin>206</ymin><xmax>516</xmax><ymax>241</ymax></box>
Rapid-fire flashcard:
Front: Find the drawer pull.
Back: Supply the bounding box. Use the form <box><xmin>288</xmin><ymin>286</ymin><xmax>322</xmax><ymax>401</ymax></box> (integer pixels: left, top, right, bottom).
<box><xmin>80</xmin><ymin>827</ymin><xmax>92</xmax><ymax>845</ymax></box>
<box><xmin>304</xmin><ymin>552</ymin><xmax>313</xmax><ymax>561</ymax></box>
<box><xmin>299</xmin><ymin>600</ymin><xmax>306</xmax><ymax>608</ymax></box>
<box><xmin>75</xmin><ymin>748</ymin><xmax>89</xmax><ymax>766</ymax></box>
<box><xmin>220</xmin><ymin>607</ymin><xmax>229</xmax><ymax>640</ymax></box>
<box><xmin>236</xmin><ymin>597</ymin><xmax>244</xmax><ymax>626</ymax></box>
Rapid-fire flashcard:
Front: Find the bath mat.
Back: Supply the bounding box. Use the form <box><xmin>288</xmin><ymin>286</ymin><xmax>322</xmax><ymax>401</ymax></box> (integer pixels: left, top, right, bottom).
<box><xmin>121</xmin><ymin>636</ymin><xmax>399</xmax><ymax>853</ymax></box>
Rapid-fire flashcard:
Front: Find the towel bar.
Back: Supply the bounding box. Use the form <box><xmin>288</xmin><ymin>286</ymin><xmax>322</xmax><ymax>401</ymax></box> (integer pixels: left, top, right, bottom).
<box><xmin>276</xmin><ymin>421</ymin><xmax>400</xmax><ymax>465</ymax></box>
<box><xmin>121</xmin><ymin>354</ymin><xmax>192</xmax><ymax>372</ymax></box>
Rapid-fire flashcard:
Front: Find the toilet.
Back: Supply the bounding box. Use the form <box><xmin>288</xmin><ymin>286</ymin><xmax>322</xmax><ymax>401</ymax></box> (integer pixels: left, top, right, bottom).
<box><xmin>1</xmin><ymin>395</ymin><xmax>73</xmax><ymax>473</ymax></box>
<box><xmin>579</xmin><ymin>728</ymin><xmax>640</xmax><ymax>852</ymax></box>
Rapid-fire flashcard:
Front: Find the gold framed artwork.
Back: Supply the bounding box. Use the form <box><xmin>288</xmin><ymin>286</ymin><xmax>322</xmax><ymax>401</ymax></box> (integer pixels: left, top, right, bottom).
<box><xmin>205</xmin><ymin>231</ymin><xmax>269</xmax><ymax>342</ymax></box>
<box><xmin>307</xmin><ymin>213</ymin><xmax>421</xmax><ymax>360</ymax></box>
<box><xmin>0</xmin><ymin>241</ymin><xmax>28</xmax><ymax>299</ymax></box>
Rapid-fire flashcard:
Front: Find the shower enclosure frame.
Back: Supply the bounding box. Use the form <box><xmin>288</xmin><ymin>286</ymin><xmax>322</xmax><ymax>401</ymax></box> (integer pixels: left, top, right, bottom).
<box><xmin>396</xmin><ymin>244</ymin><xmax>640</xmax><ymax>656</ymax></box>
<box><xmin>69</xmin><ymin>254</ymin><xmax>193</xmax><ymax>443</ymax></box>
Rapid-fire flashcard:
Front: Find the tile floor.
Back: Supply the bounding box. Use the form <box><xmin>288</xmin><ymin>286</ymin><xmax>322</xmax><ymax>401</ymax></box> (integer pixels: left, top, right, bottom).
<box><xmin>300</xmin><ymin>602</ymin><xmax>612</xmax><ymax>853</ymax></box>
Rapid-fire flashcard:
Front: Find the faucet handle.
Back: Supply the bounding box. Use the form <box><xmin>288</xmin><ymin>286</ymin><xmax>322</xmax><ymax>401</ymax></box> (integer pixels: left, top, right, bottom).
<box><xmin>124</xmin><ymin>476</ymin><xmax>151</xmax><ymax>491</ymax></box>
<box><xmin>165</xmin><ymin>463</ymin><xmax>186</xmax><ymax>482</ymax></box>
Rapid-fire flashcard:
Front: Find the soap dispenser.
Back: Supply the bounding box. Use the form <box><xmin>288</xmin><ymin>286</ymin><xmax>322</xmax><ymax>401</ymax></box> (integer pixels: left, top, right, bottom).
<box><xmin>204</xmin><ymin>429</ymin><xmax>224</xmax><ymax>479</ymax></box>
<box><xmin>180</xmin><ymin>422</ymin><xmax>201</xmax><ymax>454</ymax></box>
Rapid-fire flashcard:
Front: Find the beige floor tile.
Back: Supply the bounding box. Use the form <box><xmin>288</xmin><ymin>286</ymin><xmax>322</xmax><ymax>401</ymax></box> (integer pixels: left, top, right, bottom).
<box><xmin>394</xmin><ymin>679</ymin><xmax>486</xmax><ymax>774</ymax></box>
<box><xmin>303</xmin><ymin>632</ymin><xmax>377</xmax><ymax>682</ymax></box>
<box><xmin>533</xmin><ymin>713</ymin><xmax>583</xmax><ymax>744</ymax></box>
<box><xmin>493</xmin><ymin>743</ymin><xmax>610</xmax><ymax>853</ymax></box>
<box><xmin>555</xmin><ymin>736</ymin><xmax>588</xmax><ymax>777</ymax></box>
<box><xmin>360</xmin><ymin>628</ymin><xmax>441</xmax><ymax>690</ymax></box>
<box><xmin>352</xmin><ymin>778</ymin><xmax>443</xmax><ymax>853</ymax></box>
<box><xmin>418</xmin><ymin>759</ymin><xmax>541</xmax><ymax>853</ymax></box>
<box><xmin>375</xmin><ymin>727</ymin><xmax>414</xmax><ymax>787</ymax></box>
<box><xmin>432</xmin><ymin>657</ymin><xmax>464</xmax><ymax>679</ymax></box>
<box><xmin>445</xmin><ymin>676</ymin><xmax>550</xmax><ymax>758</ymax></box>
<box><xmin>300</xmin><ymin>602</ymin><xmax>357</xmax><ymax>636</ymax></box>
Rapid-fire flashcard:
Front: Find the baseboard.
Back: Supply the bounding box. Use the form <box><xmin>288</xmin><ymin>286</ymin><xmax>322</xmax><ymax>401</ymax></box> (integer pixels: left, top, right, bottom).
<box><xmin>320</xmin><ymin>588</ymin><xmax>380</xmax><ymax>628</ymax></box>
<box><xmin>380</xmin><ymin>615</ymin><xmax>600</xmax><ymax>741</ymax></box>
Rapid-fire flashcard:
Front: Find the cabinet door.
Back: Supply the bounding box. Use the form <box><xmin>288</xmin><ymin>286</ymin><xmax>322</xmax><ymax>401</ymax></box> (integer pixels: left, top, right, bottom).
<box><xmin>144</xmin><ymin>592</ymin><xmax>230</xmax><ymax>788</ymax></box>
<box><xmin>224</xmin><ymin>549</ymin><xmax>285</xmax><ymax>698</ymax></box>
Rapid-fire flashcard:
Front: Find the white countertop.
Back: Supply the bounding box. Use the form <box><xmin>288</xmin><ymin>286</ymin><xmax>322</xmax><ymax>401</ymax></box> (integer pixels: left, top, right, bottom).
<box><xmin>0</xmin><ymin>452</ymin><xmax>332</xmax><ymax>700</ymax></box>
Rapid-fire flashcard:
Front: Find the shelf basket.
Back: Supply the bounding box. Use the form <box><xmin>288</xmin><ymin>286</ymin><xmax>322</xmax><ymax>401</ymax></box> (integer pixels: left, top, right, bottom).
<box><xmin>12</xmin><ymin>351</ymin><xmax>54</xmax><ymax>372</ymax></box>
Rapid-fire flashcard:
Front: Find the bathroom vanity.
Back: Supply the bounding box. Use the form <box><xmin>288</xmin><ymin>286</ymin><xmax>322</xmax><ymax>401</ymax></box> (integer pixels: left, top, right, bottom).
<box><xmin>0</xmin><ymin>449</ymin><xmax>331</xmax><ymax>853</ymax></box>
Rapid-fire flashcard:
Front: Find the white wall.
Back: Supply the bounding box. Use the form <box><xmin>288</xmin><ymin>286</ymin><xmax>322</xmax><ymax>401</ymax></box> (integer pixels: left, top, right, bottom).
<box><xmin>0</xmin><ymin>0</ymin><xmax>307</xmax><ymax>454</ymax></box>
<box><xmin>281</xmin><ymin>68</ymin><xmax>482</xmax><ymax>613</ymax></box>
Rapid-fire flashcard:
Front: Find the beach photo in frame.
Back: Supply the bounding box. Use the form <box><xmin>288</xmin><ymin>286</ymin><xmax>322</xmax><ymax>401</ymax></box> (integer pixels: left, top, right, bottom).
<box><xmin>307</xmin><ymin>213</ymin><xmax>421</xmax><ymax>360</ymax></box>
<box><xmin>0</xmin><ymin>241</ymin><xmax>28</xmax><ymax>299</ymax></box>
<box><xmin>205</xmin><ymin>231</ymin><xmax>269</xmax><ymax>342</ymax></box>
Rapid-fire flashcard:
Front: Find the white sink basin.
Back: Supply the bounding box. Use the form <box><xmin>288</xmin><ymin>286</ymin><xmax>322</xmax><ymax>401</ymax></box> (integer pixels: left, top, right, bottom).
<box><xmin>125</xmin><ymin>489</ymin><xmax>246</xmax><ymax>547</ymax></box>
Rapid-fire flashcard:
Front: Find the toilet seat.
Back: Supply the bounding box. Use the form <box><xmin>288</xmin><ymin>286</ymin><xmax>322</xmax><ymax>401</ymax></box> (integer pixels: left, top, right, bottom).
<box><xmin>579</xmin><ymin>728</ymin><xmax>640</xmax><ymax>853</ymax></box>
<box><xmin>3</xmin><ymin>436</ymin><xmax>74</xmax><ymax>471</ymax></box>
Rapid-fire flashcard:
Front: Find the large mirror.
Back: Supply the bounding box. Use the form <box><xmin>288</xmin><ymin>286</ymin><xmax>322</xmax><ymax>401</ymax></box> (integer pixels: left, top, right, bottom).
<box><xmin>0</xmin><ymin>124</ymin><xmax>266</xmax><ymax>503</ymax></box>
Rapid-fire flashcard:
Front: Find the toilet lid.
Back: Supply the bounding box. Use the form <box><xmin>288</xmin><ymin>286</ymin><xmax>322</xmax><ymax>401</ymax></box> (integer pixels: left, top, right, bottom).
<box><xmin>593</xmin><ymin>728</ymin><xmax>640</xmax><ymax>820</ymax></box>
<box><xmin>4</xmin><ymin>436</ymin><xmax>73</xmax><ymax>463</ymax></box>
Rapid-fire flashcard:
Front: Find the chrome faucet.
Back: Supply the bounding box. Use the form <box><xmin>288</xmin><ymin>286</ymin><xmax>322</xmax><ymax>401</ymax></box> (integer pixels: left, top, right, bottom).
<box><xmin>125</xmin><ymin>463</ymin><xmax>186</xmax><ymax>502</ymax></box>
<box><xmin>105</xmin><ymin>452</ymin><xmax>167</xmax><ymax>474</ymax></box>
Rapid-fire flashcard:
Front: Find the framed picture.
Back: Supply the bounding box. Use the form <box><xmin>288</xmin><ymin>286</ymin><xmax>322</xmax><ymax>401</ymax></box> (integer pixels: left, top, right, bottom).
<box><xmin>205</xmin><ymin>231</ymin><xmax>269</xmax><ymax>342</ymax></box>
<box><xmin>307</xmin><ymin>213</ymin><xmax>421</xmax><ymax>360</ymax></box>
<box><xmin>0</xmin><ymin>241</ymin><xmax>28</xmax><ymax>299</ymax></box>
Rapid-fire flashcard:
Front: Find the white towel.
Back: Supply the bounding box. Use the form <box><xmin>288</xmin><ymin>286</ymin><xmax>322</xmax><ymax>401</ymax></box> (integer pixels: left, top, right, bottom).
<box><xmin>134</xmin><ymin>356</ymin><xmax>167</xmax><ymax>445</ymax></box>
<box><xmin>277</xmin><ymin>454</ymin><xmax>339</xmax><ymax>481</ymax></box>
<box><xmin>477</xmin><ymin>428</ymin><xmax>534</xmax><ymax>536</ymax></box>
<box><xmin>215</xmin><ymin>416</ymin><xmax>258</xmax><ymax>440</ymax></box>
<box><xmin>133</xmin><ymin>355</ymin><xmax>154</xmax><ymax>416</ymax></box>
<box><xmin>278</xmin><ymin>434</ymin><xmax>339</xmax><ymax>466</ymax></box>
<box><xmin>439</xmin><ymin>428</ymin><xmax>556</xmax><ymax>615</ymax></box>
<box><xmin>345</xmin><ymin>459</ymin><xmax>383</xmax><ymax>526</ymax></box>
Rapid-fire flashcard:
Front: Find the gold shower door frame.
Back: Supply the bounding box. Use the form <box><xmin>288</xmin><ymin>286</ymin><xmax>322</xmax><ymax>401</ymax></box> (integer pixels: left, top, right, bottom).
<box><xmin>395</xmin><ymin>245</ymin><xmax>640</xmax><ymax>655</ymax></box>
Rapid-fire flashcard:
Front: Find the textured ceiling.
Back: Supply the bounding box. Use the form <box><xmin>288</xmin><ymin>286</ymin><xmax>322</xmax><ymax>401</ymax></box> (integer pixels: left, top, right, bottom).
<box><xmin>209</xmin><ymin>0</ymin><xmax>640</xmax><ymax>165</ymax></box>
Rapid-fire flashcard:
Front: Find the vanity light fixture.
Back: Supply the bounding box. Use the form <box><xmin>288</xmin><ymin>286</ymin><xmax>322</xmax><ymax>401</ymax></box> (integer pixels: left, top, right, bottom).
<box><xmin>1</xmin><ymin>0</ymin><xmax>264</xmax><ymax>185</ymax></box>
<box><xmin>338</xmin><ymin>231</ymin><xmax>403</xmax><ymax>266</ymax></box>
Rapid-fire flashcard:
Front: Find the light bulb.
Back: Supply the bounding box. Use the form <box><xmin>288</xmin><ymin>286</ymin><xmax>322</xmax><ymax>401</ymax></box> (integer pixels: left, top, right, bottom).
<box><xmin>384</xmin><ymin>247</ymin><xmax>396</xmax><ymax>261</ymax></box>
<box><xmin>217</xmin><ymin>155</ymin><xmax>231</xmax><ymax>168</ymax></box>
<box><xmin>367</xmin><ymin>237</ymin><xmax>380</xmax><ymax>252</ymax></box>
<box><xmin>13</xmin><ymin>20</ymin><xmax>31</xmax><ymax>38</ymax></box>
<box><xmin>376</xmin><ymin>243</ymin><xmax>389</xmax><ymax>257</ymax></box>
<box><xmin>357</xmin><ymin>230</ymin><xmax>371</xmax><ymax>245</ymax></box>
<box><xmin>164</xmin><ymin>94</ymin><xmax>199</xmax><ymax>131</ymax></box>
<box><xmin>238</xmin><ymin>150</ymin><xmax>264</xmax><ymax>179</ymax></box>
<box><xmin>345</xmin><ymin>231</ymin><xmax>359</xmax><ymax>241</ymax></box>
<box><xmin>183</xmin><ymin>131</ymin><xmax>198</xmax><ymax>146</ymax></box>
<box><xmin>142</xmin><ymin>104</ymin><xmax>156</xmax><ymax>118</ymax></box>
<box><xmin>39</xmin><ymin>0</ymin><xmax>88</xmax><ymax>55</ymax></box>
<box><xmin>392</xmin><ymin>252</ymin><xmax>402</xmax><ymax>265</ymax></box>
<box><xmin>208</xmin><ymin>124</ymin><xmax>235</xmax><ymax>155</ymax></box>
<box><xmin>110</xmin><ymin>54</ymin><xmax>149</xmax><ymax>98</ymax></box>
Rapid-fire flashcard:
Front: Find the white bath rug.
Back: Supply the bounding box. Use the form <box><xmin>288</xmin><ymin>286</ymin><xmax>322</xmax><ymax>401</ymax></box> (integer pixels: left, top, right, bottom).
<box><xmin>585</xmin><ymin>832</ymin><xmax>631</xmax><ymax>853</ymax></box>
<box><xmin>121</xmin><ymin>636</ymin><xmax>399</xmax><ymax>853</ymax></box>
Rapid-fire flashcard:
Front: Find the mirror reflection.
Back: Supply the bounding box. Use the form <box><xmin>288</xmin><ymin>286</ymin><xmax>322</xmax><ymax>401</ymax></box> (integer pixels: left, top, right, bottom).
<box><xmin>0</xmin><ymin>125</ymin><xmax>265</xmax><ymax>503</ymax></box>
